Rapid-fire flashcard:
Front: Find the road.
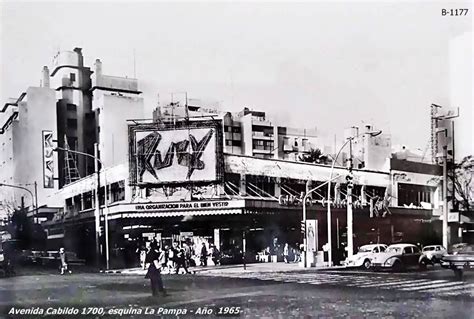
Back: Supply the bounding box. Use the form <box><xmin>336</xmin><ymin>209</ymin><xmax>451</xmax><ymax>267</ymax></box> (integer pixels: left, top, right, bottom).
<box><xmin>0</xmin><ymin>266</ymin><xmax>473</xmax><ymax>318</ymax></box>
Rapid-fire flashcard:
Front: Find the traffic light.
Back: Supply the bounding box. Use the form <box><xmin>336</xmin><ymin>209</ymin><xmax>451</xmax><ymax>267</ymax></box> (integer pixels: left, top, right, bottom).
<box><xmin>301</xmin><ymin>221</ymin><xmax>306</xmax><ymax>234</ymax></box>
<box><xmin>346</xmin><ymin>172</ymin><xmax>354</xmax><ymax>189</ymax></box>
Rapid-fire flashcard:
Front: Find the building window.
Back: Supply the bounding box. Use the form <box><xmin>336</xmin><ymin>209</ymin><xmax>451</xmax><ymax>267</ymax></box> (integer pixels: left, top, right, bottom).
<box><xmin>83</xmin><ymin>191</ymin><xmax>93</xmax><ymax>210</ymax></box>
<box><xmin>397</xmin><ymin>183</ymin><xmax>435</xmax><ymax>207</ymax></box>
<box><xmin>66</xmin><ymin>104</ymin><xmax>77</xmax><ymax>112</ymax></box>
<box><xmin>70</xmin><ymin>73</ymin><xmax>76</xmax><ymax>82</ymax></box>
<box><xmin>111</xmin><ymin>181</ymin><xmax>125</xmax><ymax>203</ymax></box>
<box><xmin>67</xmin><ymin>118</ymin><xmax>78</xmax><ymax>129</ymax></box>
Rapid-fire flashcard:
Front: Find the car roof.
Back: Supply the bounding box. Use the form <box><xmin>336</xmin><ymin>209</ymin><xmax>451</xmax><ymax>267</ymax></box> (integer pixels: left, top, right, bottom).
<box><xmin>361</xmin><ymin>244</ymin><xmax>386</xmax><ymax>249</ymax></box>
<box><xmin>388</xmin><ymin>243</ymin><xmax>416</xmax><ymax>248</ymax></box>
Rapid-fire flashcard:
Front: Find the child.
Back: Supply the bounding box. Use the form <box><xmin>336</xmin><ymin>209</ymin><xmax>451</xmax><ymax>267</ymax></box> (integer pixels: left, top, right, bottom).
<box><xmin>59</xmin><ymin>248</ymin><xmax>72</xmax><ymax>275</ymax></box>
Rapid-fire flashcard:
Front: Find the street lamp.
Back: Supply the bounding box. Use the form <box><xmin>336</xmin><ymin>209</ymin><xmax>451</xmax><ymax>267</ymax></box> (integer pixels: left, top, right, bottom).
<box><xmin>54</xmin><ymin>144</ymin><xmax>110</xmax><ymax>269</ymax></box>
<box><xmin>327</xmin><ymin>130</ymin><xmax>382</xmax><ymax>266</ymax></box>
<box><xmin>0</xmin><ymin>182</ymin><xmax>37</xmax><ymax>221</ymax></box>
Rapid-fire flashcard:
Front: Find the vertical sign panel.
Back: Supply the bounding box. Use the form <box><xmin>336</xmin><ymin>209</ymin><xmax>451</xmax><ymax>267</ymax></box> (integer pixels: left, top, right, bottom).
<box><xmin>42</xmin><ymin>130</ymin><xmax>54</xmax><ymax>188</ymax></box>
<box><xmin>306</xmin><ymin>219</ymin><xmax>318</xmax><ymax>252</ymax></box>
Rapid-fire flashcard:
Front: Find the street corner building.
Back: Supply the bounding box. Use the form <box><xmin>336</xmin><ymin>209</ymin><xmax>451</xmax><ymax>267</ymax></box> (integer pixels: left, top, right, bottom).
<box><xmin>1</xmin><ymin>47</ymin><xmax>472</xmax><ymax>268</ymax></box>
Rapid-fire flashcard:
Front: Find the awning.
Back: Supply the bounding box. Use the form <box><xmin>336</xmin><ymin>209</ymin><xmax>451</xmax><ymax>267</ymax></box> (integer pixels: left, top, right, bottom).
<box><xmin>108</xmin><ymin>208</ymin><xmax>244</xmax><ymax>220</ymax></box>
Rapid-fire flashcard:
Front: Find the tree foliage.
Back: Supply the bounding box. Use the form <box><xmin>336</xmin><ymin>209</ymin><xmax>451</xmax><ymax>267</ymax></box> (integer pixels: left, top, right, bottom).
<box><xmin>298</xmin><ymin>148</ymin><xmax>330</xmax><ymax>165</ymax></box>
<box><xmin>5</xmin><ymin>207</ymin><xmax>46</xmax><ymax>250</ymax></box>
<box><xmin>452</xmin><ymin>155</ymin><xmax>474</xmax><ymax>211</ymax></box>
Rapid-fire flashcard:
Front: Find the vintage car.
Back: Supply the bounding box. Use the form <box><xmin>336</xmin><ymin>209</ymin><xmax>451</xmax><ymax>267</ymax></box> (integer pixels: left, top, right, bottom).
<box><xmin>343</xmin><ymin>244</ymin><xmax>387</xmax><ymax>269</ymax></box>
<box><xmin>441</xmin><ymin>244</ymin><xmax>474</xmax><ymax>279</ymax></box>
<box><xmin>419</xmin><ymin>245</ymin><xmax>447</xmax><ymax>268</ymax></box>
<box><xmin>371</xmin><ymin>243</ymin><xmax>422</xmax><ymax>272</ymax></box>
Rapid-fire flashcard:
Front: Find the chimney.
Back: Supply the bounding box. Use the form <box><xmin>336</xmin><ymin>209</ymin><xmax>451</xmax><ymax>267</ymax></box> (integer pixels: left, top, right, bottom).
<box><xmin>42</xmin><ymin>66</ymin><xmax>50</xmax><ymax>88</ymax></box>
<box><xmin>74</xmin><ymin>47</ymin><xmax>83</xmax><ymax>67</ymax></box>
<box><xmin>94</xmin><ymin>59</ymin><xmax>102</xmax><ymax>78</ymax></box>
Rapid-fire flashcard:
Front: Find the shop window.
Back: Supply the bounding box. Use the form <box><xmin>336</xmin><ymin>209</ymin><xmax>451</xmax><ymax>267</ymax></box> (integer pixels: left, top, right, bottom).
<box><xmin>397</xmin><ymin>183</ymin><xmax>435</xmax><ymax>207</ymax></box>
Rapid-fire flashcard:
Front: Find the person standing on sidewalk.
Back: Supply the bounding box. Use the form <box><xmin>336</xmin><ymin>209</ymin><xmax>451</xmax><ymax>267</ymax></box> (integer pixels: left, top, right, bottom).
<box><xmin>200</xmin><ymin>242</ymin><xmax>208</xmax><ymax>266</ymax></box>
<box><xmin>145</xmin><ymin>243</ymin><xmax>168</xmax><ymax>297</ymax></box>
<box><xmin>283</xmin><ymin>243</ymin><xmax>290</xmax><ymax>263</ymax></box>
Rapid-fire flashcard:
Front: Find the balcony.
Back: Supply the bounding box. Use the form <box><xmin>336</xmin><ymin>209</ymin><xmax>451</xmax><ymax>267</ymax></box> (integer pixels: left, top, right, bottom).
<box><xmin>252</xmin><ymin>131</ymin><xmax>274</xmax><ymax>140</ymax></box>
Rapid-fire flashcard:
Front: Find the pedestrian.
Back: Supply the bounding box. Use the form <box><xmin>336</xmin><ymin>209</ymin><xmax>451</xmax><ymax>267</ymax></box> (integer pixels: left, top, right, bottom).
<box><xmin>283</xmin><ymin>243</ymin><xmax>290</xmax><ymax>263</ymax></box>
<box><xmin>211</xmin><ymin>245</ymin><xmax>221</xmax><ymax>266</ymax></box>
<box><xmin>183</xmin><ymin>240</ymin><xmax>192</xmax><ymax>268</ymax></box>
<box><xmin>293</xmin><ymin>243</ymin><xmax>301</xmax><ymax>262</ymax></box>
<box><xmin>200</xmin><ymin>242</ymin><xmax>208</xmax><ymax>266</ymax></box>
<box><xmin>138</xmin><ymin>243</ymin><xmax>147</xmax><ymax>270</ymax></box>
<box><xmin>59</xmin><ymin>247</ymin><xmax>72</xmax><ymax>275</ymax></box>
<box><xmin>175</xmin><ymin>248</ymin><xmax>190</xmax><ymax>274</ymax></box>
<box><xmin>144</xmin><ymin>243</ymin><xmax>168</xmax><ymax>297</ymax></box>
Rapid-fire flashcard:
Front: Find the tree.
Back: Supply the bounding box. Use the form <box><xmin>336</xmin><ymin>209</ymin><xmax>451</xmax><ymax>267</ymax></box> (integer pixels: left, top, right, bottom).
<box><xmin>452</xmin><ymin>155</ymin><xmax>474</xmax><ymax>211</ymax></box>
<box><xmin>298</xmin><ymin>148</ymin><xmax>329</xmax><ymax>165</ymax></box>
<box><xmin>5</xmin><ymin>207</ymin><xmax>46</xmax><ymax>250</ymax></box>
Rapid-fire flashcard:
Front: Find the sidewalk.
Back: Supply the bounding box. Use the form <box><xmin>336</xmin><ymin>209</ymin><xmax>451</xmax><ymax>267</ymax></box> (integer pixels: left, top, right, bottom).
<box><xmin>102</xmin><ymin>262</ymin><xmax>345</xmax><ymax>276</ymax></box>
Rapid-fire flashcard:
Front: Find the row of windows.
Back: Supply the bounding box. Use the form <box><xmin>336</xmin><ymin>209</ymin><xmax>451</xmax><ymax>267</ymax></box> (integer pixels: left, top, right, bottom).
<box><xmin>65</xmin><ymin>180</ymin><xmax>126</xmax><ymax>214</ymax></box>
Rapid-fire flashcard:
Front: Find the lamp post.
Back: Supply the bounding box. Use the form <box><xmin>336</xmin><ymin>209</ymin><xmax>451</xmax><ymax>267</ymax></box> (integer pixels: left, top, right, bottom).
<box><xmin>54</xmin><ymin>145</ymin><xmax>110</xmax><ymax>269</ymax></box>
<box><xmin>327</xmin><ymin>130</ymin><xmax>382</xmax><ymax>266</ymax></box>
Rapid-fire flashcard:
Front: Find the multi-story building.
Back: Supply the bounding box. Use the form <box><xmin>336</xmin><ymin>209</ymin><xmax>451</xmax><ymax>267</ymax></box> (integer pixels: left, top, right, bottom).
<box><xmin>0</xmin><ymin>48</ymin><xmax>144</xmax><ymax>220</ymax></box>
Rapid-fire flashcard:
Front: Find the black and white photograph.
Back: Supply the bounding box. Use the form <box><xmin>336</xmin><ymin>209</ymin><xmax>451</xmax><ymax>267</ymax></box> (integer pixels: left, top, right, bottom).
<box><xmin>0</xmin><ymin>0</ymin><xmax>472</xmax><ymax>318</ymax></box>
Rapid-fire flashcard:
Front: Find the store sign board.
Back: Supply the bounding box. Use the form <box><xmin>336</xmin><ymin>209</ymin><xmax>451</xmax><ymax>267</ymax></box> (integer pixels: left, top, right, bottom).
<box><xmin>448</xmin><ymin>212</ymin><xmax>459</xmax><ymax>223</ymax></box>
<box><xmin>108</xmin><ymin>200</ymin><xmax>245</xmax><ymax>215</ymax></box>
<box><xmin>42</xmin><ymin>130</ymin><xmax>55</xmax><ymax>188</ymax></box>
<box><xmin>128</xmin><ymin>120</ymin><xmax>224</xmax><ymax>187</ymax></box>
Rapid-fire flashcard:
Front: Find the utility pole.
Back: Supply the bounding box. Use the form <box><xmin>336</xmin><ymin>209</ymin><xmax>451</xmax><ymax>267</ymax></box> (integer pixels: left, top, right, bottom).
<box><xmin>442</xmin><ymin>145</ymin><xmax>449</xmax><ymax>249</ymax></box>
<box><xmin>34</xmin><ymin>181</ymin><xmax>38</xmax><ymax>224</ymax></box>
<box><xmin>347</xmin><ymin>139</ymin><xmax>354</xmax><ymax>258</ymax></box>
<box><xmin>94</xmin><ymin>143</ymin><xmax>101</xmax><ymax>267</ymax></box>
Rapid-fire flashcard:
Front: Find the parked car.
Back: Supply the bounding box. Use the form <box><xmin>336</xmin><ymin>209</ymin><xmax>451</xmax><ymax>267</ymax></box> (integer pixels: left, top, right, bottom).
<box><xmin>343</xmin><ymin>244</ymin><xmax>387</xmax><ymax>269</ymax></box>
<box><xmin>419</xmin><ymin>245</ymin><xmax>446</xmax><ymax>269</ymax></box>
<box><xmin>371</xmin><ymin>243</ymin><xmax>422</xmax><ymax>272</ymax></box>
<box><xmin>441</xmin><ymin>244</ymin><xmax>474</xmax><ymax>279</ymax></box>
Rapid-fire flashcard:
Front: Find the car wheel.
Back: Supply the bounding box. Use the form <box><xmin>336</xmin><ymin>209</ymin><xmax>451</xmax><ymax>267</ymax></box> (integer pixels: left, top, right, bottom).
<box><xmin>419</xmin><ymin>259</ymin><xmax>428</xmax><ymax>270</ymax></box>
<box><xmin>453</xmin><ymin>269</ymin><xmax>463</xmax><ymax>280</ymax></box>
<box><xmin>392</xmin><ymin>260</ymin><xmax>403</xmax><ymax>272</ymax></box>
<box><xmin>363</xmin><ymin>259</ymin><xmax>371</xmax><ymax>270</ymax></box>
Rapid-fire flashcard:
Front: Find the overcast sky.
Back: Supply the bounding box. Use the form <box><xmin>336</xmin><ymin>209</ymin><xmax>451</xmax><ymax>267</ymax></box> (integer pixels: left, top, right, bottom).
<box><xmin>1</xmin><ymin>1</ymin><xmax>472</xmax><ymax>150</ymax></box>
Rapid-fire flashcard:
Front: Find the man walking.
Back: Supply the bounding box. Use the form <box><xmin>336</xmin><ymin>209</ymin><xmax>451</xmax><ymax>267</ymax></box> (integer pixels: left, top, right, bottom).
<box><xmin>59</xmin><ymin>248</ymin><xmax>72</xmax><ymax>275</ymax></box>
<box><xmin>145</xmin><ymin>243</ymin><xmax>168</xmax><ymax>297</ymax></box>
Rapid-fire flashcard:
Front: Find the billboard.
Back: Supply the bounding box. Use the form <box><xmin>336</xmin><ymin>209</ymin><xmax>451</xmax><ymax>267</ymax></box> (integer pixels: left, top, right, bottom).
<box><xmin>128</xmin><ymin>120</ymin><xmax>224</xmax><ymax>187</ymax></box>
<box><xmin>306</xmin><ymin>219</ymin><xmax>318</xmax><ymax>252</ymax></box>
<box><xmin>42</xmin><ymin>130</ymin><xmax>55</xmax><ymax>188</ymax></box>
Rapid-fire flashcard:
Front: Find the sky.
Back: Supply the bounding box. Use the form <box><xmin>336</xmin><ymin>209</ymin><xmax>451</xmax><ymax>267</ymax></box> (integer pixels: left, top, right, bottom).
<box><xmin>1</xmin><ymin>0</ymin><xmax>472</xmax><ymax>151</ymax></box>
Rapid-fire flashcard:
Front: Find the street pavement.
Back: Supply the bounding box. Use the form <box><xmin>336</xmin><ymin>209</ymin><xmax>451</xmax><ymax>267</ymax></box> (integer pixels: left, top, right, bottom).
<box><xmin>1</xmin><ymin>264</ymin><xmax>473</xmax><ymax>318</ymax></box>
